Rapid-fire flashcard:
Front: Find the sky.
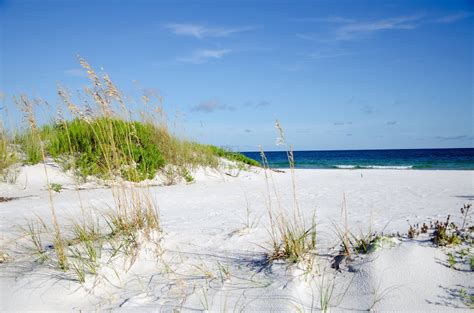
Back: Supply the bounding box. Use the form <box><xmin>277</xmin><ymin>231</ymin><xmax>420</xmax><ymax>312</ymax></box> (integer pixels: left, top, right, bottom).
<box><xmin>1</xmin><ymin>0</ymin><xmax>473</xmax><ymax>151</ymax></box>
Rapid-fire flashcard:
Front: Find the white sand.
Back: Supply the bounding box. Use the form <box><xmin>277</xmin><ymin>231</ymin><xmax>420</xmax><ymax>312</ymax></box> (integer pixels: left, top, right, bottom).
<box><xmin>0</xmin><ymin>164</ymin><xmax>473</xmax><ymax>311</ymax></box>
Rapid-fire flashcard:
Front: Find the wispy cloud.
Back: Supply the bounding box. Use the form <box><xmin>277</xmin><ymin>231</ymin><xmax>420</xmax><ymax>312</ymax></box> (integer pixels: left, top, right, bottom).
<box><xmin>296</xmin><ymin>14</ymin><xmax>424</xmax><ymax>42</ymax></box>
<box><xmin>191</xmin><ymin>100</ymin><xmax>235</xmax><ymax>113</ymax></box>
<box><xmin>435</xmin><ymin>11</ymin><xmax>472</xmax><ymax>24</ymax></box>
<box><xmin>164</xmin><ymin>23</ymin><xmax>253</xmax><ymax>39</ymax></box>
<box><xmin>177</xmin><ymin>49</ymin><xmax>232</xmax><ymax>64</ymax></box>
<box><xmin>64</xmin><ymin>68</ymin><xmax>87</xmax><ymax>77</ymax></box>
<box><xmin>334</xmin><ymin>14</ymin><xmax>424</xmax><ymax>40</ymax></box>
<box><xmin>296</xmin><ymin>12</ymin><xmax>471</xmax><ymax>42</ymax></box>
<box><xmin>435</xmin><ymin>135</ymin><xmax>473</xmax><ymax>141</ymax></box>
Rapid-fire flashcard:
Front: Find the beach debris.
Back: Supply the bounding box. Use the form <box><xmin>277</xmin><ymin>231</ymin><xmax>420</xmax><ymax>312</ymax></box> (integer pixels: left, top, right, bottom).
<box><xmin>0</xmin><ymin>196</ymin><xmax>18</xmax><ymax>203</ymax></box>
<box><xmin>271</xmin><ymin>168</ymin><xmax>285</xmax><ymax>173</ymax></box>
<box><xmin>0</xmin><ymin>252</ymin><xmax>10</xmax><ymax>263</ymax></box>
<box><xmin>331</xmin><ymin>254</ymin><xmax>347</xmax><ymax>271</ymax></box>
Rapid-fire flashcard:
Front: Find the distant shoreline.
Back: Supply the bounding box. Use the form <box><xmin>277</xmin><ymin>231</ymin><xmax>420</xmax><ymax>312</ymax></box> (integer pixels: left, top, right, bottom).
<box><xmin>241</xmin><ymin>147</ymin><xmax>474</xmax><ymax>153</ymax></box>
<box><xmin>242</xmin><ymin>148</ymin><xmax>474</xmax><ymax>170</ymax></box>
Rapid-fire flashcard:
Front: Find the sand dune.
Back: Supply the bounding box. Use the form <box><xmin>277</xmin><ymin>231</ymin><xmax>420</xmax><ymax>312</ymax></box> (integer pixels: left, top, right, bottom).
<box><xmin>0</xmin><ymin>164</ymin><xmax>473</xmax><ymax>311</ymax></box>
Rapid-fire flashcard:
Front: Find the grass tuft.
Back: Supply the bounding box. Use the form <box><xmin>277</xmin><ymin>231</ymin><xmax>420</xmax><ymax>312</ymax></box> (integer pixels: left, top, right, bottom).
<box><xmin>262</xmin><ymin>120</ymin><xmax>317</xmax><ymax>264</ymax></box>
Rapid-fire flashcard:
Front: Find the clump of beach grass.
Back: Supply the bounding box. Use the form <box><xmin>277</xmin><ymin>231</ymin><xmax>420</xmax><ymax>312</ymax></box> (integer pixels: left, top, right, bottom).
<box><xmin>9</xmin><ymin>75</ymin><xmax>257</xmax><ymax>184</ymax></box>
<box><xmin>333</xmin><ymin>205</ymin><xmax>384</xmax><ymax>259</ymax></box>
<box><xmin>17</xmin><ymin>94</ymin><xmax>69</xmax><ymax>270</ymax></box>
<box><xmin>0</xmin><ymin>116</ymin><xmax>19</xmax><ymax>182</ymax></box>
<box><xmin>15</xmin><ymin>57</ymin><xmax>164</xmax><ymax>282</ymax></box>
<box><xmin>262</xmin><ymin>120</ymin><xmax>317</xmax><ymax>264</ymax></box>
<box><xmin>10</xmin><ymin>56</ymin><xmax>259</xmax><ymax>287</ymax></box>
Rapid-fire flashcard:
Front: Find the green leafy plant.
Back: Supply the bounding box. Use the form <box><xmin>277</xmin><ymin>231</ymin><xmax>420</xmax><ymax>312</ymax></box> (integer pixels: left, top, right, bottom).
<box><xmin>50</xmin><ymin>183</ymin><xmax>62</xmax><ymax>193</ymax></box>
<box><xmin>182</xmin><ymin>169</ymin><xmax>194</xmax><ymax>183</ymax></box>
<box><xmin>432</xmin><ymin>215</ymin><xmax>461</xmax><ymax>246</ymax></box>
<box><xmin>209</xmin><ymin>145</ymin><xmax>260</xmax><ymax>167</ymax></box>
<box><xmin>46</xmin><ymin>118</ymin><xmax>165</xmax><ymax>182</ymax></box>
<box><xmin>0</xmin><ymin>127</ymin><xmax>17</xmax><ymax>174</ymax></box>
<box><xmin>447</xmin><ymin>252</ymin><xmax>456</xmax><ymax>268</ymax></box>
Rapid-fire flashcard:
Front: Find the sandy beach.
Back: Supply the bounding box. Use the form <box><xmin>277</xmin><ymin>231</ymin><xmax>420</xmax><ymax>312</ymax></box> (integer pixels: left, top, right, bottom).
<box><xmin>2</xmin><ymin>0</ymin><xmax>473</xmax><ymax>310</ymax></box>
<box><xmin>1</xmin><ymin>164</ymin><xmax>472</xmax><ymax>311</ymax></box>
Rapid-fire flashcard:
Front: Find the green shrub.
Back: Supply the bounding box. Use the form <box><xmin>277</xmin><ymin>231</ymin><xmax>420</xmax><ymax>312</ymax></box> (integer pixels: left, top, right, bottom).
<box><xmin>17</xmin><ymin>132</ymin><xmax>42</xmax><ymax>165</ymax></box>
<box><xmin>46</xmin><ymin>118</ymin><xmax>165</xmax><ymax>181</ymax></box>
<box><xmin>50</xmin><ymin>183</ymin><xmax>63</xmax><ymax>193</ymax></box>
<box><xmin>182</xmin><ymin>169</ymin><xmax>194</xmax><ymax>183</ymax></box>
<box><xmin>432</xmin><ymin>215</ymin><xmax>461</xmax><ymax>246</ymax></box>
<box><xmin>0</xmin><ymin>130</ymin><xmax>17</xmax><ymax>172</ymax></box>
<box><xmin>209</xmin><ymin>146</ymin><xmax>260</xmax><ymax>167</ymax></box>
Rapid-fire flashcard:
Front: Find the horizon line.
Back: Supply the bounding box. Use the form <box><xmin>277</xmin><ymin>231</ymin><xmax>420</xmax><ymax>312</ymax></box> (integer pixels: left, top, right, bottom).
<box><xmin>239</xmin><ymin>147</ymin><xmax>474</xmax><ymax>153</ymax></box>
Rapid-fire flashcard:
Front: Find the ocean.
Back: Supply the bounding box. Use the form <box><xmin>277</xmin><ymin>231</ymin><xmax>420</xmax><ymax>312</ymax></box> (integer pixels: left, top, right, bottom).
<box><xmin>241</xmin><ymin>148</ymin><xmax>474</xmax><ymax>170</ymax></box>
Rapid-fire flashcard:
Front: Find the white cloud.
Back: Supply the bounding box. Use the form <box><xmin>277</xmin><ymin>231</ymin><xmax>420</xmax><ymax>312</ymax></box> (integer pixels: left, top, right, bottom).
<box><xmin>177</xmin><ymin>49</ymin><xmax>232</xmax><ymax>64</ymax></box>
<box><xmin>164</xmin><ymin>23</ymin><xmax>253</xmax><ymax>39</ymax></box>
<box><xmin>295</xmin><ymin>14</ymin><xmax>424</xmax><ymax>42</ymax></box>
<box><xmin>334</xmin><ymin>14</ymin><xmax>424</xmax><ymax>40</ymax></box>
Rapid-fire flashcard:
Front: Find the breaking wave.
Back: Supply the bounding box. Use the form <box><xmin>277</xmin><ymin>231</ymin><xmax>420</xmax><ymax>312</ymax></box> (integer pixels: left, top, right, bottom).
<box><xmin>334</xmin><ymin>165</ymin><xmax>414</xmax><ymax>169</ymax></box>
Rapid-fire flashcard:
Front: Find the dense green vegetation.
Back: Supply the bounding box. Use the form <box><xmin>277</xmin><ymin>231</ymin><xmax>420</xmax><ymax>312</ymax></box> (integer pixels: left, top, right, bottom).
<box><xmin>7</xmin><ymin>117</ymin><xmax>260</xmax><ymax>182</ymax></box>
<box><xmin>1</xmin><ymin>57</ymin><xmax>259</xmax><ymax>183</ymax></box>
<box><xmin>0</xmin><ymin>129</ymin><xmax>17</xmax><ymax>173</ymax></box>
<box><xmin>46</xmin><ymin>118</ymin><xmax>164</xmax><ymax>181</ymax></box>
<box><xmin>209</xmin><ymin>146</ymin><xmax>260</xmax><ymax>167</ymax></box>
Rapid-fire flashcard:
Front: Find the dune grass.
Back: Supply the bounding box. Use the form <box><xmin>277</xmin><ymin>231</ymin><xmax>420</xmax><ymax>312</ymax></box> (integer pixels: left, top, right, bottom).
<box><xmin>1</xmin><ymin>57</ymin><xmax>258</xmax><ymax>184</ymax></box>
<box><xmin>10</xmin><ymin>110</ymin><xmax>258</xmax><ymax>183</ymax></box>
<box><xmin>0</xmin><ymin>124</ymin><xmax>18</xmax><ymax>181</ymax></box>
<box><xmin>262</xmin><ymin>121</ymin><xmax>317</xmax><ymax>264</ymax></box>
<box><xmin>11</xmin><ymin>56</ymin><xmax>259</xmax><ymax>283</ymax></box>
<box><xmin>46</xmin><ymin>117</ymin><xmax>165</xmax><ymax>181</ymax></box>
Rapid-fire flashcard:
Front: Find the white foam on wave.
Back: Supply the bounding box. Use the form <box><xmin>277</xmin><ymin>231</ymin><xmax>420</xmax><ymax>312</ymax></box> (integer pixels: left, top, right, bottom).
<box><xmin>335</xmin><ymin>165</ymin><xmax>414</xmax><ymax>169</ymax></box>
<box><xmin>335</xmin><ymin>165</ymin><xmax>357</xmax><ymax>169</ymax></box>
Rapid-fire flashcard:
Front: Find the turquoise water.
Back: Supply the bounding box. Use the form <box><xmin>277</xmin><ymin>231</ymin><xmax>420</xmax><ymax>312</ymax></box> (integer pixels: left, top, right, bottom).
<box><xmin>242</xmin><ymin>148</ymin><xmax>474</xmax><ymax>170</ymax></box>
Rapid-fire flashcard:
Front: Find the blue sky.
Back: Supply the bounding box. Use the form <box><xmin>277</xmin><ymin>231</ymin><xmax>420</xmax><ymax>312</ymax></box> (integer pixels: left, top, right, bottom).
<box><xmin>1</xmin><ymin>0</ymin><xmax>473</xmax><ymax>151</ymax></box>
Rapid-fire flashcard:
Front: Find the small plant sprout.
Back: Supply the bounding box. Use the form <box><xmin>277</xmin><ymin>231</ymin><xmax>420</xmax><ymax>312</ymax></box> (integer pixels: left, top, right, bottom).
<box><xmin>432</xmin><ymin>215</ymin><xmax>461</xmax><ymax>246</ymax></box>
<box><xmin>447</xmin><ymin>252</ymin><xmax>456</xmax><ymax>268</ymax></box>
<box><xmin>50</xmin><ymin>183</ymin><xmax>63</xmax><ymax>193</ymax></box>
<box><xmin>243</xmin><ymin>196</ymin><xmax>258</xmax><ymax>230</ymax></box>
<box><xmin>217</xmin><ymin>261</ymin><xmax>231</xmax><ymax>283</ymax></box>
<box><xmin>182</xmin><ymin>169</ymin><xmax>194</xmax><ymax>183</ymax></box>
<box><xmin>25</xmin><ymin>217</ymin><xmax>49</xmax><ymax>262</ymax></box>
